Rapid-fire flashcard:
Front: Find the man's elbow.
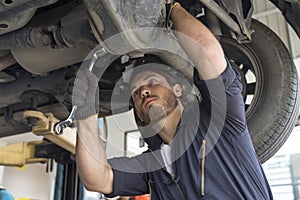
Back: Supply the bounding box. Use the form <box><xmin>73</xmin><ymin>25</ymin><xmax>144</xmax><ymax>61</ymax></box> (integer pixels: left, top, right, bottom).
<box><xmin>83</xmin><ymin>182</ymin><xmax>100</xmax><ymax>193</ymax></box>
<box><xmin>198</xmin><ymin>39</ymin><xmax>226</xmax><ymax>72</ymax></box>
<box><xmin>79</xmin><ymin>168</ymin><xmax>114</xmax><ymax>194</ymax></box>
<box><xmin>82</xmin><ymin>180</ymin><xmax>113</xmax><ymax>194</ymax></box>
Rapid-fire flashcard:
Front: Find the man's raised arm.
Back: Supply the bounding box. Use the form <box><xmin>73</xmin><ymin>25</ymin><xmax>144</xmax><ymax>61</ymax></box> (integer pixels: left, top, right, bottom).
<box><xmin>171</xmin><ymin>4</ymin><xmax>227</xmax><ymax>80</ymax></box>
<box><xmin>73</xmin><ymin>69</ymin><xmax>114</xmax><ymax>194</ymax></box>
<box><xmin>76</xmin><ymin>115</ymin><xmax>114</xmax><ymax>194</ymax></box>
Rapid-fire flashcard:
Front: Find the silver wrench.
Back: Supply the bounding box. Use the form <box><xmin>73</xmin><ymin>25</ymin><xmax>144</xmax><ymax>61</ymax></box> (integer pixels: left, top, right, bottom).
<box><xmin>53</xmin><ymin>105</ymin><xmax>78</xmax><ymax>135</ymax></box>
<box><xmin>53</xmin><ymin>48</ymin><xmax>107</xmax><ymax>135</ymax></box>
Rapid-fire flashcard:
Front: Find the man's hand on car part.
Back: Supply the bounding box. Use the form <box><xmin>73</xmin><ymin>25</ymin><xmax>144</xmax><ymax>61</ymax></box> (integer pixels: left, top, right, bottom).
<box><xmin>72</xmin><ymin>69</ymin><xmax>99</xmax><ymax>120</ymax></box>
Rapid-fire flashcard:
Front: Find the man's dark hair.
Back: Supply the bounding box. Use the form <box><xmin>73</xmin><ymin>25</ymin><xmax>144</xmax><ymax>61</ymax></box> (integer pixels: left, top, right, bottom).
<box><xmin>128</xmin><ymin>62</ymin><xmax>196</xmax><ymax>106</ymax></box>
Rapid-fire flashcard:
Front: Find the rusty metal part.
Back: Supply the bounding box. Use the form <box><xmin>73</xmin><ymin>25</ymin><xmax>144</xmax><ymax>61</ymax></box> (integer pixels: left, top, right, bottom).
<box><xmin>23</xmin><ymin>110</ymin><xmax>76</xmax><ymax>154</ymax></box>
<box><xmin>0</xmin><ymin>141</ymin><xmax>47</xmax><ymax>167</ymax></box>
<box><xmin>11</xmin><ymin>45</ymin><xmax>90</xmax><ymax>75</ymax></box>
<box><xmin>84</xmin><ymin>0</ymin><xmax>194</xmax><ymax>81</ymax></box>
<box><xmin>0</xmin><ymin>0</ymin><xmax>59</xmax><ymax>35</ymax></box>
<box><xmin>0</xmin><ymin>53</ymin><xmax>16</xmax><ymax>71</ymax></box>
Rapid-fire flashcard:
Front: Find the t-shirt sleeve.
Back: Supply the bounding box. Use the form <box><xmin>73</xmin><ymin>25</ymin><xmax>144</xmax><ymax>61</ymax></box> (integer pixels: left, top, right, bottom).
<box><xmin>104</xmin><ymin>155</ymin><xmax>149</xmax><ymax>198</ymax></box>
<box><xmin>194</xmin><ymin>58</ymin><xmax>247</xmax><ymax>136</ymax></box>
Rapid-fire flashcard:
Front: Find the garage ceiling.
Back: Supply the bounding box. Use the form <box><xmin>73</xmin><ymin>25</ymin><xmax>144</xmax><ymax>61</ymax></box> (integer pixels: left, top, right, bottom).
<box><xmin>253</xmin><ymin>0</ymin><xmax>300</xmax><ymax>59</ymax></box>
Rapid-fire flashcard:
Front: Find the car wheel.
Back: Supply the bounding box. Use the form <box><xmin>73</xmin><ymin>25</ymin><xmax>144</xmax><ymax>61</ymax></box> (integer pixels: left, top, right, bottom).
<box><xmin>220</xmin><ymin>19</ymin><xmax>300</xmax><ymax>163</ymax></box>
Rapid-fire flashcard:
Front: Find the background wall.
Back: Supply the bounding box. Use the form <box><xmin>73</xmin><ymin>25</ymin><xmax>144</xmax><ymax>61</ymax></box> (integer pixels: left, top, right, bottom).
<box><xmin>2</xmin><ymin>164</ymin><xmax>56</xmax><ymax>200</ymax></box>
<box><xmin>106</xmin><ymin>110</ymin><xmax>138</xmax><ymax>159</ymax></box>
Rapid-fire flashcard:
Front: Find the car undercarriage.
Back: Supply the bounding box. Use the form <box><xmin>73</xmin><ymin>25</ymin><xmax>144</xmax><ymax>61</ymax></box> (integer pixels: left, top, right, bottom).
<box><xmin>0</xmin><ymin>0</ymin><xmax>300</xmax><ymax>163</ymax></box>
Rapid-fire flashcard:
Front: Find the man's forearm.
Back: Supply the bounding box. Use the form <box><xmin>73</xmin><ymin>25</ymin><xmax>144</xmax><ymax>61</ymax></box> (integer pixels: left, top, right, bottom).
<box><xmin>76</xmin><ymin>115</ymin><xmax>113</xmax><ymax>193</ymax></box>
<box><xmin>171</xmin><ymin>4</ymin><xmax>226</xmax><ymax>80</ymax></box>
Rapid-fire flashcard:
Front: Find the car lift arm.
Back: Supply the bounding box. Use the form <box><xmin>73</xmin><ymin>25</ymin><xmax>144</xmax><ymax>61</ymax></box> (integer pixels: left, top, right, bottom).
<box><xmin>0</xmin><ymin>110</ymin><xmax>77</xmax><ymax>167</ymax></box>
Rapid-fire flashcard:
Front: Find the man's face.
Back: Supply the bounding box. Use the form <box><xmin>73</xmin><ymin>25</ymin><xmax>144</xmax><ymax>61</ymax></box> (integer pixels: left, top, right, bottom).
<box><xmin>130</xmin><ymin>71</ymin><xmax>181</xmax><ymax>124</ymax></box>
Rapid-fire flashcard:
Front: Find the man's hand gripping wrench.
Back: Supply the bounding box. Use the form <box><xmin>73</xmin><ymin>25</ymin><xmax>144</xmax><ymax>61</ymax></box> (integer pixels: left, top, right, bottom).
<box><xmin>53</xmin><ymin>48</ymin><xmax>107</xmax><ymax>135</ymax></box>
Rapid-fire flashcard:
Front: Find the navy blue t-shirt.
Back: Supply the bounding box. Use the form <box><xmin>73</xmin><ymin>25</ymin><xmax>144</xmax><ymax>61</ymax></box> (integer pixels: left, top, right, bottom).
<box><xmin>105</xmin><ymin>62</ymin><xmax>273</xmax><ymax>200</ymax></box>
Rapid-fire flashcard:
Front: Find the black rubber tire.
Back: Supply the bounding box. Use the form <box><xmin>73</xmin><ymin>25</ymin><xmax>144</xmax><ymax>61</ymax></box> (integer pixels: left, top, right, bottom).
<box><xmin>220</xmin><ymin>19</ymin><xmax>300</xmax><ymax>163</ymax></box>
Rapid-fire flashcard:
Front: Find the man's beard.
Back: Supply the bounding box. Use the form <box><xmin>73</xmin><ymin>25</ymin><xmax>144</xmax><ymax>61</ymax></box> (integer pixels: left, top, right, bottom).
<box><xmin>137</xmin><ymin>91</ymin><xmax>179</xmax><ymax>137</ymax></box>
<box><xmin>148</xmin><ymin>91</ymin><xmax>178</xmax><ymax>124</ymax></box>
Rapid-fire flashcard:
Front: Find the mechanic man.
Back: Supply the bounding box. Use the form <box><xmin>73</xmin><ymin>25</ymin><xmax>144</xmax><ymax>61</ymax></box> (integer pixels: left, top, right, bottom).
<box><xmin>74</xmin><ymin>3</ymin><xmax>273</xmax><ymax>199</ymax></box>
